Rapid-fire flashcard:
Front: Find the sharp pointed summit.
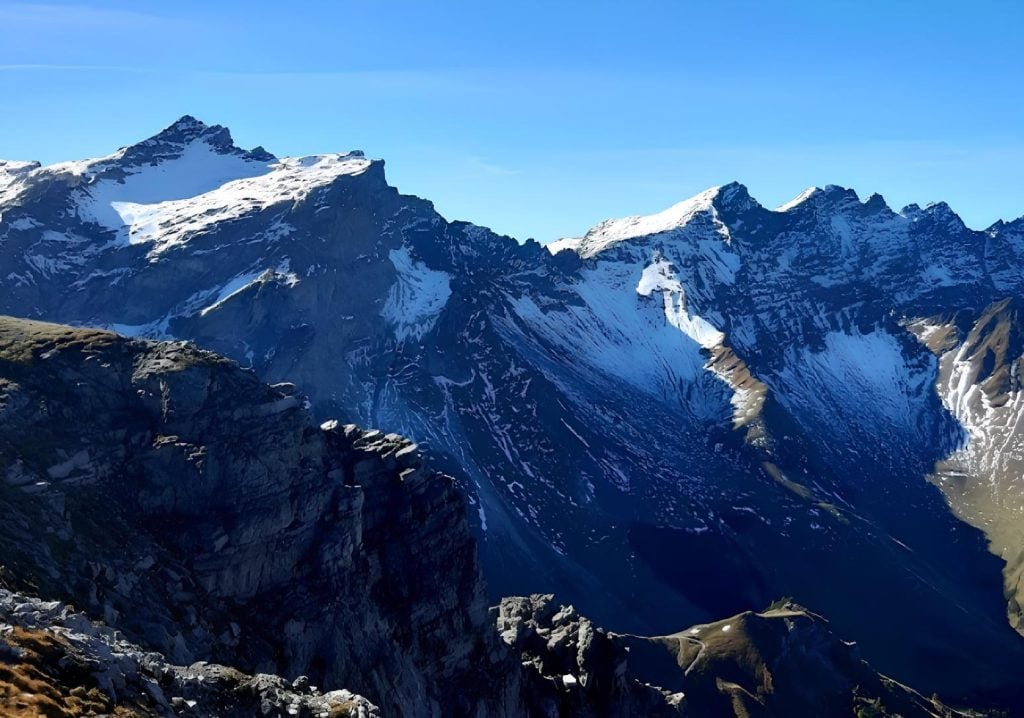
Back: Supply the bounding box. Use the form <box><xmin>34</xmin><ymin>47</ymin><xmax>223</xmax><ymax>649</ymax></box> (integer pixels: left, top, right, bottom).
<box><xmin>120</xmin><ymin>114</ymin><xmax>277</xmax><ymax>166</ymax></box>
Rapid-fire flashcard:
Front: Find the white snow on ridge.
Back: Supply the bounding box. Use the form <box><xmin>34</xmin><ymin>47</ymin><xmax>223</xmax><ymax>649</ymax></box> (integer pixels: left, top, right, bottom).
<box><xmin>564</xmin><ymin>186</ymin><xmax>727</xmax><ymax>258</ymax></box>
<box><xmin>921</xmin><ymin>322</ymin><xmax>1024</xmax><ymax>492</ymax></box>
<box><xmin>546</xmin><ymin>236</ymin><xmax>582</xmax><ymax>255</ymax></box>
<box><xmin>76</xmin><ymin>139</ymin><xmax>273</xmax><ymax>230</ymax></box>
<box><xmin>199</xmin><ymin>259</ymin><xmax>300</xmax><ymax>317</ymax></box>
<box><xmin>382</xmin><ymin>247</ymin><xmax>452</xmax><ymax>341</ymax></box>
<box><xmin>100</xmin><ymin>153</ymin><xmax>371</xmax><ymax>253</ymax></box>
<box><xmin>774</xmin><ymin>187</ymin><xmax>819</xmax><ymax>213</ymax></box>
<box><xmin>0</xmin><ymin>160</ymin><xmax>42</xmax><ymax>208</ymax></box>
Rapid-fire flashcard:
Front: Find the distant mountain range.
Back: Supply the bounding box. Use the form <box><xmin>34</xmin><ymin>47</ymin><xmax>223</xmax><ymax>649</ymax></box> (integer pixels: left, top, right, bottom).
<box><xmin>2</xmin><ymin>116</ymin><xmax>1023</xmax><ymax>713</ymax></box>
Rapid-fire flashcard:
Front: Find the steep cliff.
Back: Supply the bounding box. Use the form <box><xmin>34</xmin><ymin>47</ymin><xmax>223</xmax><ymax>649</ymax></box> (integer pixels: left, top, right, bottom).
<box><xmin>0</xmin><ymin>316</ymin><xmax>518</xmax><ymax>717</ymax></box>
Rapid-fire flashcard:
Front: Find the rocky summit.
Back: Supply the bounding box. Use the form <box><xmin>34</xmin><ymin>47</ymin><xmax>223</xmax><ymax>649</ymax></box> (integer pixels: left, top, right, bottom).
<box><xmin>1</xmin><ymin>116</ymin><xmax>1024</xmax><ymax>713</ymax></box>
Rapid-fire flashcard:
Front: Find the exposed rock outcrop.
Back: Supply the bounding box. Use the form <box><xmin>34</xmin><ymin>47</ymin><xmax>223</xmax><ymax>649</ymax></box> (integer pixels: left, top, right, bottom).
<box><xmin>497</xmin><ymin>595</ymin><xmax>682</xmax><ymax>717</ymax></box>
<box><xmin>499</xmin><ymin>595</ymin><xmax>961</xmax><ymax>718</ymax></box>
<box><xmin>0</xmin><ymin>316</ymin><xmax>518</xmax><ymax>717</ymax></box>
<box><xmin>0</xmin><ymin>587</ymin><xmax>379</xmax><ymax>717</ymax></box>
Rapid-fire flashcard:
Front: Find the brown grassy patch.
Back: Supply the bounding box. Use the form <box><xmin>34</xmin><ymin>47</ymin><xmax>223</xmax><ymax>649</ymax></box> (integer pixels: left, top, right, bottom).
<box><xmin>0</xmin><ymin>627</ymin><xmax>146</xmax><ymax>717</ymax></box>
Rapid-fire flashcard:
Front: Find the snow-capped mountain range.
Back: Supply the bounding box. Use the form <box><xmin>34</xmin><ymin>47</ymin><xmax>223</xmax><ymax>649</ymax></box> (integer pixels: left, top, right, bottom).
<box><xmin>2</xmin><ymin>116</ymin><xmax>1023</xmax><ymax>703</ymax></box>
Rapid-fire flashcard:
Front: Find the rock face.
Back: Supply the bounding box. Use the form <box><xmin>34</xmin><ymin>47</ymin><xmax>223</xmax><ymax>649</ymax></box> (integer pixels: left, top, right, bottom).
<box><xmin>0</xmin><ymin>316</ymin><xmax>518</xmax><ymax>717</ymax></box>
<box><xmin>0</xmin><ymin>587</ymin><xmax>380</xmax><ymax>718</ymax></box>
<box><xmin>497</xmin><ymin>595</ymin><xmax>957</xmax><ymax>718</ymax></box>
<box><xmin>497</xmin><ymin>595</ymin><xmax>682</xmax><ymax>717</ymax></box>
<box><xmin>3</xmin><ymin>117</ymin><xmax>1024</xmax><ymax>705</ymax></box>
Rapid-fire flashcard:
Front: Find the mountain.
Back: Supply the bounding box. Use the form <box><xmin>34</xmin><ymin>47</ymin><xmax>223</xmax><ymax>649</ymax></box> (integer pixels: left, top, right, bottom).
<box><xmin>2</xmin><ymin>117</ymin><xmax>1024</xmax><ymax>708</ymax></box>
<box><xmin>0</xmin><ymin>315</ymin><xmax>959</xmax><ymax>717</ymax></box>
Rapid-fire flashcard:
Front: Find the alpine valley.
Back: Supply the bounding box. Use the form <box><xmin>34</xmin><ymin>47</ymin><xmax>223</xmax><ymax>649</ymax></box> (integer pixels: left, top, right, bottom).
<box><xmin>2</xmin><ymin>117</ymin><xmax>1023</xmax><ymax>716</ymax></box>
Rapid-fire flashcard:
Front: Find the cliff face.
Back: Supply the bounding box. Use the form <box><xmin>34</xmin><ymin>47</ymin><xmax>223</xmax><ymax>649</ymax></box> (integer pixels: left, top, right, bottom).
<box><xmin>0</xmin><ymin>316</ymin><xmax>518</xmax><ymax>717</ymax></box>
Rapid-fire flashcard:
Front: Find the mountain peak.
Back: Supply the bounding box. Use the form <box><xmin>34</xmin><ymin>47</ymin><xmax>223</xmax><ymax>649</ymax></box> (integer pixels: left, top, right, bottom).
<box><xmin>712</xmin><ymin>181</ymin><xmax>761</xmax><ymax>215</ymax></box>
<box><xmin>774</xmin><ymin>185</ymin><xmax>889</xmax><ymax>215</ymax></box>
<box><xmin>901</xmin><ymin>201</ymin><xmax>967</xmax><ymax>230</ymax></box>
<box><xmin>568</xmin><ymin>185</ymin><xmax>726</xmax><ymax>257</ymax></box>
<box><xmin>162</xmin><ymin>114</ymin><xmax>210</xmax><ymax>134</ymax></box>
<box><xmin>119</xmin><ymin>115</ymin><xmax>276</xmax><ymax>166</ymax></box>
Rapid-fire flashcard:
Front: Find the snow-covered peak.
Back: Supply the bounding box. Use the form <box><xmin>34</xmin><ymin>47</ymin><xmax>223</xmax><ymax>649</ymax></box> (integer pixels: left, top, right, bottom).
<box><xmin>773</xmin><ymin>185</ymin><xmax>866</xmax><ymax>215</ymax></box>
<box><xmin>51</xmin><ymin>116</ymin><xmax>273</xmax><ymax>178</ymax></box>
<box><xmin>117</xmin><ymin>115</ymin><xmax>276</xmax><ymax>166</ymax></box>
<box><xmin>900</xmin><ymin>201</ymin><xmax>967</xmax><ymax>230</ymax></box>
<box><xmin>0</xmin><ymin>116</ymin><xmax>280</xmax><ymax>214</ymax></box>
<box><xmin>0</xmin><ymin>160</ymin><xmax>41</xmax><ymax>206</ymax></box>
<box><xmin>774</xmin><ymin>186</ymin><xmax>819</xmax><ymax>212</ymax></box>
<box><xmin>0</xmin><ymin>115</ymin><xmax>380</xmax><ymax>256</ymax></box>
<box><xmin>104</xmin><ymin>151</ymin><xmax>374</xmax><ymax>253</ymax></box>
<box><xmin>133</xmin><ymin>115</ymin><xmax>219</xmax><ymax>149</ymax></box>
<box><xmin>564</xmin><ymin>185</ymin><xmax>728</xmax><ymax>258</ymax></box>
<box><xmin>152</xmin><ymin>114</ymin><xmax>216</xmax><ymax>141</ymax></box>
<box><xmin>546</xmin><ymin>237</ymin><xmax>582</xmax><ymax>255</ymax></box>
<box><xmin>121</xmin><ymin>115</ymin><xmax>274</xmax><ymax>164</ymax></box>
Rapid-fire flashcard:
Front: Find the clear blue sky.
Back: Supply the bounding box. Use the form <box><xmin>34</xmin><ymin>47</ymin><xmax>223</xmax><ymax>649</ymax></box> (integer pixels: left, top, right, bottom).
<box><xmin>1</xmin><ymin>1</ymin><xmax>1022</xmax><ymax>241</ymax></box>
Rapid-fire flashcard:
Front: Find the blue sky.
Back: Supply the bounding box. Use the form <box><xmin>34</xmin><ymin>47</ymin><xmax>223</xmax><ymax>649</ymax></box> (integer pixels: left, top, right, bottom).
<box><xmin>1</xmin><ymin>0</ymin><xmax>1022</xmax><ymax>241</ymax></box>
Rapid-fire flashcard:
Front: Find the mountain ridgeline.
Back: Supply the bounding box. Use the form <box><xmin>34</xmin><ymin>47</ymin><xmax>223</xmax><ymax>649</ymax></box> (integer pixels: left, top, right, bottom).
<box><xmin>2</xmin><ymin>116</ymin><xmax>1024</xmax><ymax>713</ymax></box>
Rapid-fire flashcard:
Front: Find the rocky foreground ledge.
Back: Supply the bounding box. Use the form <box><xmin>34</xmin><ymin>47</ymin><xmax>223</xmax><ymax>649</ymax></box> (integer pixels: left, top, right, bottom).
<box><xmin>0</xmin><ymin>316</ymin><xmax>970</xmax><ymax>716</ymax></box>
<box><xmin>0</xmin><ymin>588</ymin><xmax>379</xmax><ymax>717</ymax></box>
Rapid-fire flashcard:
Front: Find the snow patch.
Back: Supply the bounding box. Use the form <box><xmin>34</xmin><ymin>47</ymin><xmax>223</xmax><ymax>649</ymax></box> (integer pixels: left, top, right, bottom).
<box><xmin>79</xmin><ymin>150</ymin><xmax>369</xmax><ymax>253</ymax></box>
<box><xmin>199</xmin><ymin>259</ymin><xmax>298</xmax><ymax>316</ymax></box>
<box><xmin>0</xmin><ymin>160</ymin><xmax>41</xmax><ymax>207</ymax></box>
<box><xmin>504</xmin><ymin>258</ymin><xmax>733</xmax><ymax>424</ymax></box>
<box><xmin>382</xmin><ymin>247</ymin><xmax>452</xmax><ymax>341</ymax></box>
<box><xmin>77</xmin><ymin>138</ymin><xmax>272</xmax><ymax>230</ymax></box>
<box><xmin>546</xmin><ymin>236</ymin><xmax>582</xmax><ymax>255</ymax></box>
<box><xmin>771</xmin><ymin>329</ymin><xmax>933</xmax><ymax>433</ymax></box>
<box><xmin>636</xmin><ymin>256</ymin><xmax>724</xmax><ymax>349</ymax></box>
